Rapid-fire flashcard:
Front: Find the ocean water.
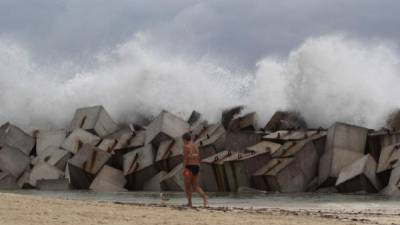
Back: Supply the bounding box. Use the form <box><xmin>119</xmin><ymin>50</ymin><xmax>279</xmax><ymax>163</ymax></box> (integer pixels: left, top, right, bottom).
<box><xmin>2</xmin><ymin>190</ymin><xmax>400</xmax><ymax>214</ymax></box>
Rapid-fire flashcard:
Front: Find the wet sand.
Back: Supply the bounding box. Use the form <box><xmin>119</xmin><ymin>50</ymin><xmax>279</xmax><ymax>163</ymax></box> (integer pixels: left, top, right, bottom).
<box><xmin>0</xmin><ymin>193</ymin><xmax>399</xmax><ymax>225</ymax></box>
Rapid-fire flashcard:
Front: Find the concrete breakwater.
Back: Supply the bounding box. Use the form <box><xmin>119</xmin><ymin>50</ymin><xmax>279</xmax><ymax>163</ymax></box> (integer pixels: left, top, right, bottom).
<box><xmin>0</xmin><ymin>105</ymin><xmax>400</xmax><ymax>196</ymax></box>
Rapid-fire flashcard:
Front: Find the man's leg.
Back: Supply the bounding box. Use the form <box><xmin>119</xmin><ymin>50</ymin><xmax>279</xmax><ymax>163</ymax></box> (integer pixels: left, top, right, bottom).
<box><xmin>184</xmin><ymin>172</ymin><xmax>193</xmax><ymax>207</ymax></box>
<box><xmin>192</xmin><ymin>175</ymin><xmax>208</xmax><ymax>207</ymax></box>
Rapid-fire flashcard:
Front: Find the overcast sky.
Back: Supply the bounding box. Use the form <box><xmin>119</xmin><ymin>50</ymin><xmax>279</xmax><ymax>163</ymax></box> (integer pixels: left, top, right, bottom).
<box><xmin>0</xmin><ymin>0</ymin><xmax>399</xmax><ymax>69</ymax></box>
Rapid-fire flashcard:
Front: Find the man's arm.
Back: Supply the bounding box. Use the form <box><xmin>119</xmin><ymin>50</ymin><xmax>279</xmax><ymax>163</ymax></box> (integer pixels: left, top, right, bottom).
<box><xmin>183</xmin><ymin>145</ymin><xmax>190</xmax><ymax>167</ymax></box>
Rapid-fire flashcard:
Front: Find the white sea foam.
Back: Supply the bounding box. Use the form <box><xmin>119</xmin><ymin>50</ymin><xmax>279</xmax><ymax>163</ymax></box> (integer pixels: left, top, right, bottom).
<box><xmin>0</xmin><ymin>35</ymin><xmax>399</xmax><ymax>129</ymax></box>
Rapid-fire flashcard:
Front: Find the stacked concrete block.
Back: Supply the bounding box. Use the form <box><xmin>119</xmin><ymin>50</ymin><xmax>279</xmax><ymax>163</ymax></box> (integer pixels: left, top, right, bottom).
<box><xmin>381</xmin><ymin>165</ymin><xmax>400</xmax><ymax>196</ymax></box>
<box><xmin>253</xmin><ymin>141</ymin><xmax>319</xmax><ymax>192</ymax></box>
<box><xmin>224</xmin><ymin>131</ymin><xmax>263</xmax><ymax>152</ymax></box>
<box><xmin>228</xmin><ymin>112</ymin><xmax>257</xmax><ymax>132</ymax></box>
<box><xmin>29</xmin><ymin>162</ymin><xmax>64</xmax><ymax>186</ymax></box>
<box><xmin>61</xmin><ymin>128</ymin><xmax>101</xmax><ymax>154</ymax></box>
<box><xmin>102</xmin><ymin>128</ymin><xmax>134</xmax><ymax>151</ymax></box>
<box><xmin>367</xmin><ymin>130</ymin><xmax>400</xmax><ymax>163</ymax></box>
<box><xmin>156</xmin><ymin>138</ymin><xmax>183</xmax><ymax>171</ymax></box>
<box><xmin>68</xmin><ymin>144</ymin><xmax>111</xmax><ymax>189</ymax></box>
<box><xmin>0</xmin><ymin>123</ymin><xmax>35</xmax><ymax>155</ymax></box>
<box><xmin>221</xmin><ymin>106</ymin><xmax>244</xmax><ymax>129</ymax></box>
<box><xmin>161</xmin><ymin>163</ymin><xmax>184</xmax><ymax>191</ymax></box>
<box><xmin>0</xmin><ymin>145</ymin><xmax>30</xmax><ymax>178</ymax></box>
<box><xmin>127</xmin><ymin>130</ymin><xmax>146</xmax><ymax>149</ymax></box>
<box><xmin>145</xmin><ymin>110</ymin><xmax>190</xmax><ymax>149</ymax></box>
<box><xmin>318</xmin><ymin>123</ymin><xmax>368</xmax><ymax>187</ymax></box>
<box><xmin>377</xmin><ymin>143</ymin><xmax>400</xmax><ymax>175</ymax></box>
<box><xmin>143</xmin><ymin>171</ymin><xmax>167</xmax><ymax>191</ymax></box>
<box><xmin>36</xmin><ymin>129</ymin><xmax>66</xmax><ymax>157</ymax></box>
<box><xmin>335</xmin><ymin>154</ymin><xmax>381</xmax><ymax>193</ymax></box>
<box><xmin>89</xmin><ymin>165</ymin><xmax>127</xmax><ymax>192</ymax></box>
<box><xmin>17</xmin><ymin>169</ymin><xmax>32</xmax><ymax>189</ymax></box>
<box><xmin>35</xmin><ymin>146</ymin><xmax>71</xmax><ymax>170</ymax></box>
<box><xmin>123</xmin><ymin>144</ymin><xmax>157</xmax><ymax>190</ymax></box>
<box><xmin>222</xmin><ymin>142</ymin><xmax>280</xmax><ymax>191</ymax></box>
<box><xmin>69</xmin><ymin>105</ymin><xmax>118</xmax><ymax>137</ymax></box>
<box><xmin>199</xmin><ymin>151</ymin><xmax>232</xmax><ymax>192</ymax></box>
<box><xmin>195</xmin><ymin>124</ymin><xmax>226</xmax><ymax>159</ymax></box>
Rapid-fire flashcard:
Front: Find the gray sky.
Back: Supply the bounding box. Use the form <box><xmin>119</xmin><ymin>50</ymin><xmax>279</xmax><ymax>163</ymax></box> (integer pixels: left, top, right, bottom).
<box><xmin>0</xmin><ymin>0</ymin><xmax>399</xmax><ymax>69</ymax></box>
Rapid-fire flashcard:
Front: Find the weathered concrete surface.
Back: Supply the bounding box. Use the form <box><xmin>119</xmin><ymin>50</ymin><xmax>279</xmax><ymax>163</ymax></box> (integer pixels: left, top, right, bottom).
<box><xmin>68</xmin><ymin>144</ymin><xmax>111</xmax><ymax>189</ymax></box>
<box><xmin>264</xmin><ymin>111</ymin><xmax>307</xmax><ymax>132</ymax></box>
<box><xmin>367</xmin><ymin>130</ymin><xmax>400</xmax><ymax>163</ymax></box>
<box><xmin>224</xmin><ymin>131</ymin><xmax>263</xmax><ymax>152</ymax></box>
<box><xmin>161</xmin><ymin>163</ymin><xmax>184</xmax><ymax>191</ymax></box>
<box><xmin>143</xmin><ymin>171</ymin><xmax>167</xmax><ymax>191</ymax></box>
<box><xmin>36</xmin><ymin>129</ymin><xmax>66</xmax><ymax>157</ymax></box>
<box><xmin>69</xmin><ymin>105</ymin><xmax>118</xmax><ymax>137</ymax></box>
<box><xmin>228</xmin><ymin>112</ymin><xmax>256</xmax><ymax>132</ymax></box>
<box><xmin>35</xmin><ymin>146</ymin><xmax>71</xmax><ymax>170</ymax></box>
<box><xmin>0</xmin><ymin>172</ymin><xmax>19</xmax><ymax>189</ymax></box>
<box><xmin>156</xmin><ymin>138</ymin><xmax>183</xmax><ymax>171</ymax></box>
<box><xmin>123</xmin><ymin>144</ymin><xmax>158</xmax><ymax>190</ymax></box>
<box><xmin>318</xmin><ymin>122</ymin><xmax>368</xmax><ymax>187</ymax></box>
<box><xmin>377</xmin><ymin>142</ymin><xmax>400</xmax><ymax>175</ymax></box>
<box><xmin>222</xmin><ymin>142</ymin><xmax>279</xmax><ymax>191</ymax></box>
<box><xmin>145</xmin><ymin>111</ymin><xmax>189</xmax><ymax>149</ymax></box>
<box><xmin>29</xmin><ymin>162</ymin><xmax>64</xmax><ymax>186</ymax></box>
<box><xmin>199</xmin><ymin>151</ymin><xmax>232</xmax><ymax>192</ymax></box>
<box><xmin>335</xmin><ymin>154</ymin><xmax>382</xmax><ymax>193</ymax></box>
<box><xmin>195</xmin><ymin>124</ymin><xmax>226</xmax><ymax>159</ymax></box>
<box><xmin>89</xmin><ymin>165</ymin><xmax>127</xmax><ymax>192</ymax></box>
<box><xmin>36</xmin><ymin>179</ymin><xmax>72</xmax><ymax>191</ymax></box>
<box><xmin>0</xmin><ymin>123</ymin><xmax>35</xmax><ymax>155</ymax></box>
<box><xmin>127</xmin><ymin>130</ymin><xmax>146</xmax><ymax>149</ymax></box>
<box><xmin>0</xmin><ymin>145</ymin><xmax>30</xmax><ymax>178</ymax></box>
<box><xmin>102</xmin><ymin>128</ymin><xmax>134</xmax><ymax>151</ymax></box>
<box><xmin>61</xmin><ymin>128</ymin><xmax>101</xmax><ymax>154</ymax></box>
<box><xmin>380</xmin><ymin>165</ymin><xmax>400</xmax><ymax>196</ymax></box>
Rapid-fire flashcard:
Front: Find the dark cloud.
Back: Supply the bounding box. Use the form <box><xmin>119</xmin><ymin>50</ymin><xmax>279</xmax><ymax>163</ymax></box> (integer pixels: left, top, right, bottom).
<box><xmin>0</xmin><ymin>0</ymin><xmax>399</xmax><ymax>68</ymax></box>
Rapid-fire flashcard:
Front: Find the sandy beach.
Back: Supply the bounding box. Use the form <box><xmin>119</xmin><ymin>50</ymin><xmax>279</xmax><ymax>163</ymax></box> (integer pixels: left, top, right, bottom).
<box><xmin>0</xmin><ymin>193</ymin><xmax>399</xmax><ymax>225</ymax></box>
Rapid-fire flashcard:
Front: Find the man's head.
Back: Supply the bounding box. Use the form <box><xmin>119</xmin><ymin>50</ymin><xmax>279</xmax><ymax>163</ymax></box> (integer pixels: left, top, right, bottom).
<box><xmin>182</xmin><ymin>132</ymin><xmax>192</xmax><ymax>144</ymax></box>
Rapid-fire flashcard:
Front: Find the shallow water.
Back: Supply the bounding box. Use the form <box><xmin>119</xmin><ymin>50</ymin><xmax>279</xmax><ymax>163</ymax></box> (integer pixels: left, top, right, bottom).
<box><xmin>2</xmin><ymin>190</ymin><xmax>400</xmax><ymax>214</ymax></box>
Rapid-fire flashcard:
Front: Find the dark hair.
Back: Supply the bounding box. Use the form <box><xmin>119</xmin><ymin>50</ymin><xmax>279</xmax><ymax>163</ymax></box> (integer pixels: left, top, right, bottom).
<box><xmin>182</xmin><ymin>132</ymin><xmax>192</xmax><ymax>141</ymax></box>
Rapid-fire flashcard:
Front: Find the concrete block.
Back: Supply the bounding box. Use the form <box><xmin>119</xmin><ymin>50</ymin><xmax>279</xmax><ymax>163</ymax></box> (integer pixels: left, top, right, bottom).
<box><xmin>187</xmin><ymin>111</ymin><xmax>201</xmax><ymax>125</ymax></box>
<box><xmin>222</xmin><ymin>143</ymin><xmax>279</xmax><ymax>191</ymax></box>
<box><xmin>224</xmin><ymin>131</ymin><xmax>263</xmax><ymax>152</ymax></box>
<box><xmin>145</xmin><ymin>110</ymin><xmax>189</xmax><ymax>148</ymax></box>
<box><xmin>0</xmin><ymin>145</ymin><xmax>30</xmax><ymax>178</ymax></box>
<box><xmin>29</xmin><ymin>162</ymin><xmax>64</xmax><ymax>186</ymax></box>
<box><xmin>156</xmin><ymin>138</ymin><xmax>183</xmax><ymax>171</ymax></box>
<box><xmin>103</xmin><ymin>128</ymin><xmax>134</xmax><ymax>150</ymax></box>
<box><xmin>318</xmin><ymin>122</ymin><xmax>368</xmax><ymax>186</ymax></box>
<box><xmin>17</xmin><ymin>169</ymin><xmax>32</xmax><ymax>189</ymax></box>
<box><xmin>377</xmin><ymin>142</ymin><xmax>400</xmax><ymax>175</ymax></box>
<box><xmin>36</xmin><ymin>129</ymin><xmax>66</xmax><ymax>157</ymax></box>
<box><xmin>143</xmin><ymin>171</ymin><xmax>168</xmax><ymax>191</ymax></box>
<box><xmin>68</xmin><ymin>144</ymin><xmax>111</xmax><ymax>189</ymax></box>
<box><xmin>97</xmin><ymin>139</ymin><xmax>118</xmax><ymax>153</ymax></box>
<box><xmin>253</xmin><ymin>158</ymin><xmax>306</xmax><ymax>192</ymax></box>
<box><xmin>61</xmin><ymin>128</ymin><xmax>101</xmax><ymax>154</ymax></box>
<box><xmin>228</xmin><ymin>112</ymin><xmax>256</xmax><ymax>132</ymax></box>
<box><xmin>0</xmin><ymin>123</ymin><xmax>35</xmax><ymax>155</ymax></box>
<box><xmin>161</xmin><ymin>163</ymin><xmax>184</xmax><ymax>191</ymax></box>
<box><xmin>0</xmin><ymin>172</ymin><xmax>19</xmax><ymax>189</ymax></box>
<box><xmin>36</xmin><ymin>179</ymin><xmax>72</xmax><ymax>191</ymax></box>
<box><xmin>246</xmin><ymin>141</ymin><xmax>282</xmax><ymax>155</ymax></box>
<box><xmin>123</xmin><ymin>144</ymin><xmax>157</xmax><ymax>190</ymax></box>
<box><xmin>90</xmin><ymin>165</ymin><xmax>127</xmax><ymax>192</ymax></box>
<box><xmin>127</xmin><ymin>130</ymin><xmax>146</xmax><ymax>149</ymax></box>
<box><xmin>367</xmin><ymin>130</ymin><xmax>400</xmax><ymax>162</ymax></box>
<box><xmin>221</xmin><ymin>106</ymin><xmax>243</xmax><ymax>129</ymax></box>
<box><xmin>69</xmin><ymin>105</ymin><xmax>118</xmax><ymax>137</ymax></box>
<box><xmin>36</xmin><ymin>146</ymin><xmax>71</xmax><ymax>170</ymax></box>
<box><xmin>264</xmin><ymin>111</ymin><xmax>307</xmax><ymax>132</ymax></box>
<box><xmin>335</xmin><ymin>154</ymin><xmax>381</xmax><ymax>193</ymax></box>
<box><xmin>199</xmin><ymin>151</ymin><xmax>232</xmax><ymax>192</ymax></box>
<box><xmin>195</xmin><ymin>124</ymin><xmax>226</xmax><ymax>159</ymax></box>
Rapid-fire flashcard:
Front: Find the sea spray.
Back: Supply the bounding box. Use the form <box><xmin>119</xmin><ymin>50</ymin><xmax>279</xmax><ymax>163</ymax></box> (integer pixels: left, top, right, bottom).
<box><xmin>0</xmin><ymin>35</ymin><xmax>399</xmax><ymax>129</ymax></box>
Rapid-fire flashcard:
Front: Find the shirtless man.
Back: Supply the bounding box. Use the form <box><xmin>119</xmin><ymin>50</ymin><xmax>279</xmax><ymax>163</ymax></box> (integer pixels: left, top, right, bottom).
<box><xmin>182</xmin><ymin>132</ymin><xmax>208</xmax><ymax>207</ymax></box>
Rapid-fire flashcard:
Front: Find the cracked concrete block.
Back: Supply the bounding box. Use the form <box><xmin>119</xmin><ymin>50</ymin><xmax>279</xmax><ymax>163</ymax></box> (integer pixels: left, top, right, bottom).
<box><xmin>29</xmin><ymin>162</ymin><xmax>64</xmax><ymax>186</ymax></box>
<box><xmin>89</xmin><ymin>165</ymin><xmax>127</xmax><ymax>192</ymax></box>
<box><xmin>318</xmin><ymin>122</ymin><xmax>368</xmax><ymax>186</ymax></box>
<box><xmin>335</xmin><ymin>154</ymin><xmax>382</xmax><ymax>193</ymax></box>
<box><xmin>0</xmin><ymin>145</ymin><xmax>30</xmax><ymax>178</ymax></box>
<box><xmin>145</xmin><ymin>110</ymin><xmax>189</xmax><ymax>149</ymax></box>
<box><xmin>36</xmin><ymin>129</ymin><xmax>66</xmax><ymax>157</ymax></box>
<box><xmin>61</xmin><ymin>128</ymin><xmax>101</xmax><ymax>154</ymax></box>
<box><xmin>0</xmin><ymin>123</ymin><xmax>35</xmax><ymax>155</ymax></box>
<box><xmin>69</xmin><ymin>105</ymin><xmax>118</xmax><ymax>137</ymax></box>
<box><xmin>123</xmin><ymin>144</ymin><xmax>157</xmax><ymax>190</ymax></box>
<box><xmin>68</xmin><ymin>144</ymin><xmax>111</xmax><ymax>189</ymax></box>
